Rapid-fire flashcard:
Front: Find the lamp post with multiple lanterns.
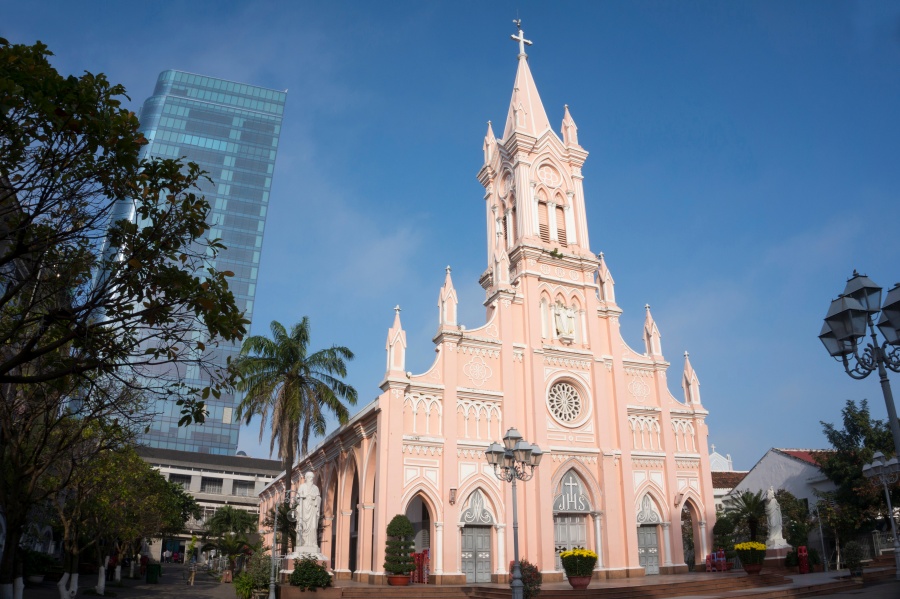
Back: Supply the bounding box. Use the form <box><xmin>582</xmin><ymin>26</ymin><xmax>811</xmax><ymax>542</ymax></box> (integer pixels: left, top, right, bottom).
<box><xmin>269</xmin><ymin>489</ymin><xmax>298</xmax><ymax>599</ymax></box>
<box><xmin>819</xmin><ymin>271</ymin><xmax>900</xmax><ymax>463</ymax></box>
<box><xmin>820</xmin><ymin>271</ymin><xmax>900</xmax><ymax>579</ymax></box>
<box><xmin>485</xmin><ymin>428</ymin><xmax>543</xmax><ymax>599</ymax></box>
<box><xmin>862</xmin><ymin>451</ymin><xmax>900</xmax><ymax>580</ymax></box>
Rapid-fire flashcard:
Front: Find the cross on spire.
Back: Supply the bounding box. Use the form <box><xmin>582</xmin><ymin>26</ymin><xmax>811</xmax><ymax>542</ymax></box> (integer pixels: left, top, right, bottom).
<box><xmin>511</xmin><ymin>19</ymin><xmax>532</xmax><ymax>57</ymax></box>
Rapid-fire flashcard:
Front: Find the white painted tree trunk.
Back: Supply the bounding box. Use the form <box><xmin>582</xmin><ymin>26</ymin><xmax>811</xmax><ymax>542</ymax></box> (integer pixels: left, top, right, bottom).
<box><xmin>114</xmin><ymin>565</ymin><xmax>121</xmax><ymax>582</ymax></box>
<box><xmin>95</xmin><ymin>566</ymin><xmax>106</xmax><ymax>596</ymax></box>
<box><xmin>129</xmin><ymin>560</ymin><xmax>136</xmax><ymax>579</ymax></box>
<box><xmin>12</xmin><ymin>578</ymin><xmax>23</xmax><ymax>599</ymax></box>
<box><xmin>0</xmin><ymin>582</ymin><xmax>13</xmax><ymax>599</ymax></box>
<box><xmin>57</xmin><ymin>572</ymin><xmax>78</xmax><ymax>599</ymax></box>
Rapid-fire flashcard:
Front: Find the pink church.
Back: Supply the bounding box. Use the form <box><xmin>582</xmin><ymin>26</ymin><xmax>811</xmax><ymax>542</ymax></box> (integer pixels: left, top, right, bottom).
<box><xmin>260</xmin><ymin>27</ymin><xmax>715</xmax><ymax>585</ymax></box>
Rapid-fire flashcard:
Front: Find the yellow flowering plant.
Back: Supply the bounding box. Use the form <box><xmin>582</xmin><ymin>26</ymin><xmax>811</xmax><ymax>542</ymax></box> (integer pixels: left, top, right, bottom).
<box><xmin>734</xmin><ymin>541</ymin><xmax>766</xmax><ymax>565</ymax></box>
<box><xmin>559</xmin><ymin>548</ymin><xmax>598</xmax><ymax>577</ymax></box>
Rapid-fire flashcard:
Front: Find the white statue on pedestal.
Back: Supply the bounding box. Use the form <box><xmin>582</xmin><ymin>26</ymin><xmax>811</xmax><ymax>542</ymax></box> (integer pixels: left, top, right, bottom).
<box><xmin>293</xmin><ymin>472</ymin><xmax>324</xmax><ymax>559</ymax></box>
<box><xmin>765</xmin><ymin>486</ymin><xmax>790</xmax><ymax>549</ymax></box>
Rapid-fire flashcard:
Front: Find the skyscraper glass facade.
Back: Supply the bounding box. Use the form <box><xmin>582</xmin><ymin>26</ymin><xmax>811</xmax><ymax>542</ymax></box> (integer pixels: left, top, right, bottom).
<box><xmin>135</xmin><ymin>70</ymin><xmax>285</xmax><ymax>454</ymax></box>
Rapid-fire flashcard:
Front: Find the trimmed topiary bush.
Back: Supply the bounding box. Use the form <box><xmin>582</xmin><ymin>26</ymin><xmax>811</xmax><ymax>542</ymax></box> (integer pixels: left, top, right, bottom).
<box><xmin>383</xmin><ymin>514</ymin><xmax>415</xmax><ymax>575</ymax></box>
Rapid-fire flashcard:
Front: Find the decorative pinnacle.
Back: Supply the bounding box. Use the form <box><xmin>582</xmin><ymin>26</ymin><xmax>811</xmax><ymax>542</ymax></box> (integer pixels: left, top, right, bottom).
<box><xmin>684</xmin><ymin>351</ymin><xmax>690</xmax><ymax>358</ymax></box>
<box><xmin>394</xmin><ymin>305</ymin><xmax>401</xmax><ymax>315</ymax></box>
<box><xmin>446</xmin><ymin>265</ymin><xmax>452</xmax><ymax>274</ymax></box>
<box><xmin>511</xmin><ymin>20</ymin><xmax>533</xmax><ymax>57</ymax></box>
<box><xmin>645</xmin><ymin>304</ymin><xmax>651</xmax><ymax>311</ymax></box>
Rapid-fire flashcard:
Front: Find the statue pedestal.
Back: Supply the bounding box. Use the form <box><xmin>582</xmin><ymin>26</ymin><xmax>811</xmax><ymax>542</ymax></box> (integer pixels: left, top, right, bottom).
<box><xmin>764</xmin><ymin>545</ymin><xmax>791</xmax><ymax>569</ymax></box>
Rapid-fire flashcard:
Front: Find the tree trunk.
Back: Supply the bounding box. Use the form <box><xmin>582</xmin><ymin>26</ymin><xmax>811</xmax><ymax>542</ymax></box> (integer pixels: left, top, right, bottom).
<box><xmin>0</xmin><ymin>521</ymin><xmax>23</xmax><ymax>588</ymax></box>
<box><xmin>57</xmin><ymin>572</ymin><xmax>78</xmax><ymax>599</ymax></box>
<box><xmin>12</xmin><ymin>578</ymin><xmax>23</xmax><ymax>599</ymax></box>
<box><xmin>114</xmin><ymin>565</ymin><xmax>121</xmax><ymax>582</ymax></box>
<box><xmin>95</xmin><ymin>566</ymin><xmax>106</xmax><ymax>596</ymax></box>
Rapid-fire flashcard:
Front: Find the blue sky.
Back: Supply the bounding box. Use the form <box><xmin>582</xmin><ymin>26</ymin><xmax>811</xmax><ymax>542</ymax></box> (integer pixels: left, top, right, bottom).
<box><xmin>6</xmin><ymin>1</ymin><xmax>900</xmax><ymax>470</ymax></box>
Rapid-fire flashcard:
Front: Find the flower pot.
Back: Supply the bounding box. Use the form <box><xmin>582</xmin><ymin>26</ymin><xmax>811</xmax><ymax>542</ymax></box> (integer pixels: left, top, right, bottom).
<box><xmin>743</xmin><ymin>563</ymin><xmax>763</xmax><ymax>575</ymax></box>
<box><xmin>566</xmin><ymin>574</ymin><xmax>592</xmax><ymax>590</ymax></box>
<box><xmin>387</xmin><ymin>575</ymin><xmax>410</xmax><ymax>586</ymax></box>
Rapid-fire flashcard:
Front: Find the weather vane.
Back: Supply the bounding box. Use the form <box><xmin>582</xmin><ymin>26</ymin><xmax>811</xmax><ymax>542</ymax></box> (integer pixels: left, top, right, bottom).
<box><xmin>511</xmin><ymin>19</ymin><xmax>532</xmax><ymax>57</ymax></box>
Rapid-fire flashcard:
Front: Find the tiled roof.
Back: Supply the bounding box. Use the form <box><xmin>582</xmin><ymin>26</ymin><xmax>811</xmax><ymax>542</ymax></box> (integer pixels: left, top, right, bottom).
<box><xmin>712</xmin><ymin>471</ymin><xmax>749</xmax><ymax>489</ymax></box>
<box><xmin>774</xmin><ymin>448</ymin><xmax>832</xmax><ymax>467</ymax></box>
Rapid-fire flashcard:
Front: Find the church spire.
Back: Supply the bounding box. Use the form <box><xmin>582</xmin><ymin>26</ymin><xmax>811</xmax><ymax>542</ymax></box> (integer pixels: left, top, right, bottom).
<box><xmin>502</xmin><ymin>21</ymin><xmax>551</xmax><ymax>139</ymax></box>
<box><xmin>438</xmin><ymin>266</ymin><xmax>459</xmax><ymax>327</ymax></box>
<box><xmin>682</xmin><ymin>351</ymin><xmax>702</xmax><ymax>405</ymax></box>
<box><xmin>562</xmin><ymin>104</ymin><xmax>579</xmax><ymax>147</ymax></box>
<box><xmin>643</xmin><ymin>304</ymin><xmax>662</xmax><ymax>356</ymax></box>
<box><xmin>483</xmin><ymin>121</ymin><xmax>496</xmax><ymax>165</ymax></box>
<box><xmin>384</xmin><ymin>305</ymin><xmax>407</xmax><ymax>378</ymax></box>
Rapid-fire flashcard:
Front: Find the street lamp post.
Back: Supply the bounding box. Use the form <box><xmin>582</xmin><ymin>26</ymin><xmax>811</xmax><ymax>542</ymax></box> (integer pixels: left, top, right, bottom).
<box><xmin>269</xmin><ymin>489</ymin><xmax>298</xmax><ymax>599</ymax></box>
<box><xmin>862</xmin><ymin>452</ymin><xmax>900</xmax><ymax>581</ymax></box>
<box><xmin>485</xmin><ymin>428</ymin><xmax>543</xmax><ymax>599</ymax></box>
<box><xmin>819</xmin><ymin>272</ymin><xmax>900</xmax><ymax>463</ymax></box>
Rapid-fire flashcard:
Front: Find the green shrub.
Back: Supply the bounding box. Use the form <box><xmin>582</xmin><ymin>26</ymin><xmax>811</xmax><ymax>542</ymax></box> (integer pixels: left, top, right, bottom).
<box><xmin>510</xmin><ymin>558</ymin><xmax>542</xmax><ymax>599</ymax></box>
<box><xmin>233</xmin><ymin>572</ymin><xmax>255</xmax><ymax>599</ymax></box>
<box><xmin>383</xmin><ymin>514</ymin><xmax>415</xmax><ymax>575</ymax></box>
<box><xmin>23</xmin><ymin>550</ymin><xmax>57</xmax><ymax>576</ymax></box>
<box><xmin>842</xmin><ymin>541</ymin><xmax>863</xmax><ymax>573</ymax></box>
<box><xmin>288</xmin><ymin>557</ymin><xmax>331</xmax><ymax>591</ymax></box>
<box><xmin>807</xmin><ymin>547</ymin><xmax>821</xmax><ymax>566</ymax></box>
<box><xmin>785</xmin><ymin>550</ymin><xmax>799</xmax><ymax>567</ymax></box>
<box><xmin>244</xmin><ymin>552</ymin><xmax>271</xmax><ymax>590</ymax></box>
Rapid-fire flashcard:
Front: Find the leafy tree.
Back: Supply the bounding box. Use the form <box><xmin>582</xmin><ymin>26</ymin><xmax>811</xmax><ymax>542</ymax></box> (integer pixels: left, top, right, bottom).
<box><xmin>817</xmin><ymin>399</ymin><xmax>897</xmax><ymax>527</ymax></box>
<box><xmin>232</xmin><ymin>318</ymin><xmax>356</xmax><ymax>550</ymax></box>
<box><xmin>0</xmin><ymin>38</ymin><xmax>245</xmax><ymax>591</ymax></box>
<box><xmin>724</xmin><ymin>490</ymin><xmax>767</xmax><ymax>542</ymax></box>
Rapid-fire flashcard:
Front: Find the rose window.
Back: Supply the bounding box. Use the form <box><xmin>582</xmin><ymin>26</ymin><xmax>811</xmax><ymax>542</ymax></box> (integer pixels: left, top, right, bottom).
<box><xmin>547</xmin><ymin>382</ymin><xmax>582</xmax><ymax>423</ymax></box>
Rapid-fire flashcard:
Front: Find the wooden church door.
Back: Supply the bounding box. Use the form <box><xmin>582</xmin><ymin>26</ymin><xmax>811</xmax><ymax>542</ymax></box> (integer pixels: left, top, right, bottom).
<box><xmin>552</xmin><ymin>471</ymin><xmax>593</xmax><ymax>570</ymax></box>
<box><xmin>636</xmin><ymin>494</ymin><xmax>662</xmax><ymax>575</ymax></box>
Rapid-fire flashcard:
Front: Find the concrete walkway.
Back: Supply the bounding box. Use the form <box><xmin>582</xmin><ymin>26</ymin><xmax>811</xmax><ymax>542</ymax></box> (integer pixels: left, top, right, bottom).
<box><xmin>24</xmin><ymin>563</ymin><xmax>234</xmax><ymax>599</ymax></box>
<box><xmin>20</xmin><ymin>563</ymin><xmax>899</xmax><ymax>599</ymax></box>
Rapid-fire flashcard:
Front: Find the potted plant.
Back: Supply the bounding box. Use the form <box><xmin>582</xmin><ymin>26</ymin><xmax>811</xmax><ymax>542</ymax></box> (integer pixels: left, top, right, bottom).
<box><xmin>24</xmin><ymin>549</ymin><xmax>57</xmax><ymax>584</ymax></box>
<box><xmin>735</xmin><ymin>541</ymin><xmax>766</xmax><ymax>574</ymax></box>
<box><xmin>559</xmin><ymin>548</ymin><xmax>597</xmax><ymax>589</ymax></box>
<box><xmin>383</xmin><ymin>514</ymin><xmax>415</xmax><ymax>586</ymax></box>
<box><xmin>842</xmin><ymin>541</ymin><xmax>864</xmax><ymax>581</ymax></box>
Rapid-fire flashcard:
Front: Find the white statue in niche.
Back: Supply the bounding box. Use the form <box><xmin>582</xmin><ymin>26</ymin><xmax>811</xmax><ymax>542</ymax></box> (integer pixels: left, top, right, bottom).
<box><xmin>765</xmin><ymin>486</ymin><xmax>789</xmax><ymax>549</ymax></box>
<box><xmin>553</xmin><ymin>302</ymin><xmax>576</xmax><ymax>339</ymax></box>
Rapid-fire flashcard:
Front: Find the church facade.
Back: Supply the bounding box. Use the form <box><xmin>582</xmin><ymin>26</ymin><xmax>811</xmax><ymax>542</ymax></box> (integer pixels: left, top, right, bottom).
<box><xmin>259</xmin><ymin>29</ymin><xmax>716</xmax><ymax>584</ymax></box>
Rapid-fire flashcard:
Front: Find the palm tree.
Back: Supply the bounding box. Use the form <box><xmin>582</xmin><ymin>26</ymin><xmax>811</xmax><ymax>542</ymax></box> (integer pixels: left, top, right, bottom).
<box><xmin>232</xmin><ymin>317</ymin><xmax>357</xmax><ymax>550</ymax></box>
<box><xmin>205</xmin><ymin>505</ymin><xmax>257</xmax><ymax>538</ymax></box>
<box><xmin>724</xmin><ymin>490</ymin><xmax>767</xmax><ymax>542</ymax></box>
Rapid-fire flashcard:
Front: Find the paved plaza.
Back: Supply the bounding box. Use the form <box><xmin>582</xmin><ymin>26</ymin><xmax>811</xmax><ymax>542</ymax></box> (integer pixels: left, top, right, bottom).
<box><xmin>20</xmin><ymin>563</ymin><xmax>900</xmax><ymax>599</ymax></box>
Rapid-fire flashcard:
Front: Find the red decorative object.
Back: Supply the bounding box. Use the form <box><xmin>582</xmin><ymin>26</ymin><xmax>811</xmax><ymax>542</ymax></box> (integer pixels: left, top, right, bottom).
<box><xmin>798</xmin><ymin>546</ymin><xmax>809</xmax><ymax>574</ymax></box>
<box><xmin>567</xmin><ymin>575</ymin><xmax>592</xmax><ymax>590</ymax></box>
<box><xmin>743</xmin><ymin>563</ymin><xmax>763</xmax><ymax>575</ymax></box>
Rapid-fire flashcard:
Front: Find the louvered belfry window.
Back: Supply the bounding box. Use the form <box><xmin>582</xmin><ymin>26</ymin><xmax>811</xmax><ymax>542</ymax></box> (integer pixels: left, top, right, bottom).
<box><xmin>538</xmin><ymin>202</ymin><xmax>550</xmax><ymax>243</ymax></box>
<box><xmin>556</xmin><ymin>206</ymin><xmax>567</xmax><ymax>247</ymax></box>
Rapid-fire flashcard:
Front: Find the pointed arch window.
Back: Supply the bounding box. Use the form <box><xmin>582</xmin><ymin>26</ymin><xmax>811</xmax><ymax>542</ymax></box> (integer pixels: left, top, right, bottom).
<box><xmin>556</xmin><ymin>206</ymin><xmax>567</xmax><ymax>247</ymax></box>
<box><xmin>538</xmin><ymin>201</ymin><xmax>550</xmax><ymax>243</ymax></box>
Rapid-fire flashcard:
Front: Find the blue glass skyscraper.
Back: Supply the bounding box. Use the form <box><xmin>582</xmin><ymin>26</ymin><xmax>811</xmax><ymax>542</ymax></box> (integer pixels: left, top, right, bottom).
<box><xmin>135</xmin><ymin>70</ymin><xmax>285</xmax><ymax>454</ymax></box>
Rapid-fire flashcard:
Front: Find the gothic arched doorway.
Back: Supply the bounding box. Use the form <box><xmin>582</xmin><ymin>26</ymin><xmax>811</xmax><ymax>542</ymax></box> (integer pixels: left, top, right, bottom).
<box><xmin>406</xmin><ymin>494</ymin><xmax>432</xmax><ymax>553</ymax></box>
<box><xmin>553</xmin><ymin>470</ymin><xmax>592</xmax><ymax>570</ymax></box>
<box><xmin>459</xmin><ymin>489</ymin><xmax>494</xmax><ymax>583</ymax></box>
<box><xmin>636</xmin><ymin>494</ymin><xmax>662</xmax><ymax>575</ymax></box>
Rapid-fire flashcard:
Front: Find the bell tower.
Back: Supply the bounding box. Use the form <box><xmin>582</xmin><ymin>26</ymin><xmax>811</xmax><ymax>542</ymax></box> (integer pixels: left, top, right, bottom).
<box><xmin>476</xmin><ymin>22</ymin><xmax>601</xmax><ymax>346</ymax></box>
